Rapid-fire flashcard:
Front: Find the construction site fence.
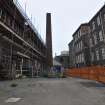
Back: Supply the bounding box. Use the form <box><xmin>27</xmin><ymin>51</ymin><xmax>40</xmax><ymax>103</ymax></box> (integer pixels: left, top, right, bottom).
<box><xmin>64</xmin><ymin>66</ymin><xmax>105</xmax><ymax>84</ymax></box>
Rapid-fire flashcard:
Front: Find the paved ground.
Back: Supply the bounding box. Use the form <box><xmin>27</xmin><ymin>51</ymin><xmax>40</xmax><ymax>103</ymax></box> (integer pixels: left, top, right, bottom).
<box><xmin>0</xmin><ymin>78</ymin><xmax>105</xmax><ymax>105</ymax></box>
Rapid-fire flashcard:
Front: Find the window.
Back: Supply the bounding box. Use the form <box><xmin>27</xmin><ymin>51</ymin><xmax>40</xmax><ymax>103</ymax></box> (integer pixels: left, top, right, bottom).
<box><xmin>79</xmin><ymin>31</ymin><xmax>80</xmax><ymax>37</ymax></box>
<box><xmin>79</xmin><ymin>42</ymin><xmax>81</xmax><ymax>51</ymax></box>
<box><xmin>1</xmin><ymin>10</ymin><xmax>6</xmax><ymax>21</ymax></box>
<box><xmin>99</xmin><ymin>31</ymin><xmax>104</xmax><ymax>41</ymax></box>
<box><xmin>97</xmin><ymin>16</ymin><xmax>101</xmax><ymax>26</ymax></box>
<box><xmin>90</xmin><ymin>38</ymin><xmax>93</xmax><ymax>47</ymax></box>
<box><xmin>94</xmin><ymin>34</ymin><xmax>97</xmax><ymax>45</ymax></box>
<box><xmin>79</xmin><ymin>30</ymin><xmax>82</xmax><ymax>36</ymax></box>
<box><xmin>77</xmin><ymin>55</ymin><xmax>79</xmax><ymax>63</ymax></box>
<box><xmin>76</xmin><ymin>56</ymin><xmax>78</xmax><ymax>63</ymax></box>
<box><xmin>102</xmin><ymin>48</ymin><xmax>105</xmax><ymax>60</ymax></box>
<box><xmin>104</xmin><ymin>14</ymin><xmax>105</xmax><ymax>21</ymax></box>
<box><xmin>78</xmin><ymin>43</ymin><xmax>80</xmax><ymax>51</ymax></box>
<box><xmin>96</xmin><ymin>50</ymin><xmax>100</xmax><ymax>61</ymax></box>
<box><xmin>74</xmin><ymin>35</ymin><xmax>77</xmax><ymax>42</ymax></box>
<box><xmin>74</xmin><ymin>37</ymin><xmax>75</xmax><ymax>42</ymax></box>
<box><xmin>75</xmin><ymin>34</ymin><xmax>77</xmax><ymax>41</ymax></box>
<box><xmin>78</xmin><ymin>31</ymin><xmax>80</xmax><ymax>38</ymax></box>
<box><xmin>77</xmin><ymin>32</ymin><xmax>79</xmax><ymax>39</ymax></box>
<box><xmin>80</xmin><ymin>41</ymin><xmax>83</xmax><ymax>50</ymax></box>
<box><xmin>78</xmin><ymin>55</ymin><xmax>80</xmax><ymax>63</ymax></box>
<box><xmin>80</xmin><ymin>54</ymin><xmax>82</xmax><ymax>63</ymax></box>
<box><xmin>91</xmin><ymin>52</ymin><xmax>94</xmax><ymax>61</ymax></box>
<box><xmin>81</xmin><ymin>41</ymin><xmax>83</xmax><ymax>50</ymax></box>
<box><xmin>76</xmin><ymin>44</ymin><xmax>78</xmax><ymax>52</ymax></box>
<box><xmin>92</xmin><ymin>21</ymin><xmax>95</xmax><ymax>30</ymax></box>
<box><xmin>0</xmin><ymin>8</ymin><xmax>2</xmax><ymax>18</ymax></box>
<box><xmin>78</xmin><ymin>43</ymin><xmax>80</xmax><ymax>52</ymax></box>
<box><xmin>79</xmin><ymin>42</ymin><xmax>81</xmax><ymax>50</ymax></box>
<box><xmin>80</xmin><ymin>53</ymin><xmax>84</xmax><ymax>62</ymax></box>
<box><xmin>74</xmin><ymin>44</ymin><xmax>76</xmax><ymax>51</ymax></box>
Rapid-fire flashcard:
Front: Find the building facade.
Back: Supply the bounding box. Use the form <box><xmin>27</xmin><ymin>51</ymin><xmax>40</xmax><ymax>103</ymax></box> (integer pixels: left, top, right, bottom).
<box><xmin>72</xmin><ymin>24</ymin><xmax>91</xmax><ymax>68</ymax></box>
<box><xmin>68</xmin><ymin>4</ymin><xmax>105</xmax><ymax>68</ymax></box>
<box><xmin>89</xmin><ymin>5</ymin><xmax>105</xmax><ymax>66</ymax></box>
<box><xmin>0</xmin><ymin>0</ymin><xmax>52</xmax><ymax>79</ymax></box>
<box><xmin>55</xmin><ymin>51</ymin><xmax>69</xmax><ymax>69</ymax></box>
<box><xmin>68</xmin><ymin>40</ymin><xmax>75</xmax><ymax>68</ymax></box>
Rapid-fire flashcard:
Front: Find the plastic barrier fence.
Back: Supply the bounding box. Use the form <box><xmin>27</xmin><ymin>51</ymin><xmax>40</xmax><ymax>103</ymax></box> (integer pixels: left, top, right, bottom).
<box><xmin>64</xmin><ymin>66</ymin><xmax>105</xmax><ymax>83</ymax></box>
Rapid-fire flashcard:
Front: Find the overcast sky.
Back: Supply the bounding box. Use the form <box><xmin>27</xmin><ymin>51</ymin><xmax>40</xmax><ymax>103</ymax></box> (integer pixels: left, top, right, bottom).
<box><xmin>18</xmin><ymin>0</ymin><xmax>105</xmax><ymax>56</ymax></box>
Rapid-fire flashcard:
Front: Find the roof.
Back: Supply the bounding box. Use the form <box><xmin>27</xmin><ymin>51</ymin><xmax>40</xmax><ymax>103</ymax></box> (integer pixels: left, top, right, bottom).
<box><xmin>68</xmin><ymin>40</ymin><xmax>73</xmax><ymax>46</ymax></box>
<box><xmin>72</xmin><ymin>23</ymin><xmax>89</xmax><ymax>37</ymax></box>
<box><xmin>53</xmin><ymin>60</ymin><xmax>62</xmax><ymax>66</ymax></box>
<box><xmin>89</xmin><ymin>4</ymin><xmax>105</xmax><ymax>23</ymax></box>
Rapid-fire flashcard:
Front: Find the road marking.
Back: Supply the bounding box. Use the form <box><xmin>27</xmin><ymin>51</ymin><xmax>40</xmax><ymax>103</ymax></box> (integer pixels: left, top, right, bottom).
<box><xmin>5</xmin><ymin>97</ymin><xmax>21</xmax><ymax>103</ymax></box>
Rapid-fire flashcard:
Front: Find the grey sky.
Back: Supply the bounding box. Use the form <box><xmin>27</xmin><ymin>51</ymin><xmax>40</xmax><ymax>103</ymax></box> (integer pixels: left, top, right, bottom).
<box><xmin>18</xmin><ymin>0</ymin><xmax>105</xmax><ymax>56</ymax></box>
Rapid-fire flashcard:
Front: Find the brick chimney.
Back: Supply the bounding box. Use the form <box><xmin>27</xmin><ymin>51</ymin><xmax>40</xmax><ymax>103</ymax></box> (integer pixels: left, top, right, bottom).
<box><xmin>46</xmin><ymin>13</ymin><xmax>53</xmax><ymax>67</ymax></box>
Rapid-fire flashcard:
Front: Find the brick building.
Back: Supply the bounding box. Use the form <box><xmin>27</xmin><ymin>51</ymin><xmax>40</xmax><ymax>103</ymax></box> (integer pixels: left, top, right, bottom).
<box><xmin>72</xmin><ymin>24</ymin><xmax>91</xmax><ymax>68</ymax></box>
<box><xmin>89</xmin><ymin>5</ymin><xmax>105</xmax><ymax>66</ymax></box>
<box><xmin>68</xmin><ymin>4</ymin><xmax>105</xmax><ymax>68</ymax></box>
<box><xmin>68</xmin><ymin>40</ymin><xmax>75</xmax><ymax>68</ymax></box>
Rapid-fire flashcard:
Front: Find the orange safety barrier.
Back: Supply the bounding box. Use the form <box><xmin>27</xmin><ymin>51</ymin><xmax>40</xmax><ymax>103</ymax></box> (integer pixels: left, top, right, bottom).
<box><xmin>64</xmin><ymin>66</ymin><xmax>105</xmax><ymax>84</ymax></box>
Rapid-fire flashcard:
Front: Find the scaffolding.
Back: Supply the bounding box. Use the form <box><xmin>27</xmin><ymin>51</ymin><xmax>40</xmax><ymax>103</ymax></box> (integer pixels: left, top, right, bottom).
<box><xmin>0</xmin><ymin>0</ymin><xmax>47</xmax><ymax>79</ymax></box>
<box><xmin>13</xmin><ymin>0</ymin><xmax>45</xmax><ymax>45</ymax></box>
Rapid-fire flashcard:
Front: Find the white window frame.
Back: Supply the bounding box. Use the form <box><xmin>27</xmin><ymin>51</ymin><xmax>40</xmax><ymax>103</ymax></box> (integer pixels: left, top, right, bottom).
<box><xmin>80</xmin><ymin>54</ymin><xmax>81</xmax><ymax>63</ymax></box>
<box><xmin>92</xmin><ymin>21</ymin><xmax>95</xmax><ymax>30</ymax></box>
<box><xmin>91</xmin><ymin>52</ymin><xmax>94</xmax><ymax>62</ymax></box>
<box><xmin>81</xmin><ymin>41</ymin><xmax>83</xmax><ymax>50</ymax></box>
<box><xmin>99</xmin><ymin>31</ymin><xmax>104</xmax><ymax>41</ymax></box>
<box><xmin>82</xmin><ymin>53</ymin><xmax>84</xmax><ymax>62</ymax></box>
<box><xmin>96</xmin><ymin>50</ymin><xmax>100</xmax><ymax>61</ymax></box>
<box><xmin>97</xmin><ymin>16</ymin><xmax>101</xmax><ymax>26</ymax></box>
<box><xmin>94</xmin><ymin>34</ymin><xmax>97</xmax><ymax>45</ymax></box>
<box><xmin>90</xmin><ymin>38</ymin><xmax>93</xmax><ymax>47</ymax></box>
<box><xmin>102</xmin><ymin>48</ymin><xmax>105</xmax><ymax>60</ymax></box>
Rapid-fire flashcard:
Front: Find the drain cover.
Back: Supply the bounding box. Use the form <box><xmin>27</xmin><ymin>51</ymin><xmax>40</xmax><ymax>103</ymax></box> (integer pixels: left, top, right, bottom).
<box><xmin>5</xmin><ymin>97</ymin><xmax>21</xmax><ymax>103</ymax></box>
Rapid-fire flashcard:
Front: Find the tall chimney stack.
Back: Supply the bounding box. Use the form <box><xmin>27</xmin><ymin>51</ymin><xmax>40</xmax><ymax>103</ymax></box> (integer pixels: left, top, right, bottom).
<box><xmin>46</xmin><ymin>13</ymin><xmax>53</xmax><ymax>67</ymax></box>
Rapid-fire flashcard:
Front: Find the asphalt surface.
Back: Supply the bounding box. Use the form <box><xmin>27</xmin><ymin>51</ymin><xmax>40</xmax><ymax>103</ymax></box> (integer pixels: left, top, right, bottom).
<box><xmin>0</xmin><ymin>78</ymin><xmax>105</xmax><ymax>105</ymax></box>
